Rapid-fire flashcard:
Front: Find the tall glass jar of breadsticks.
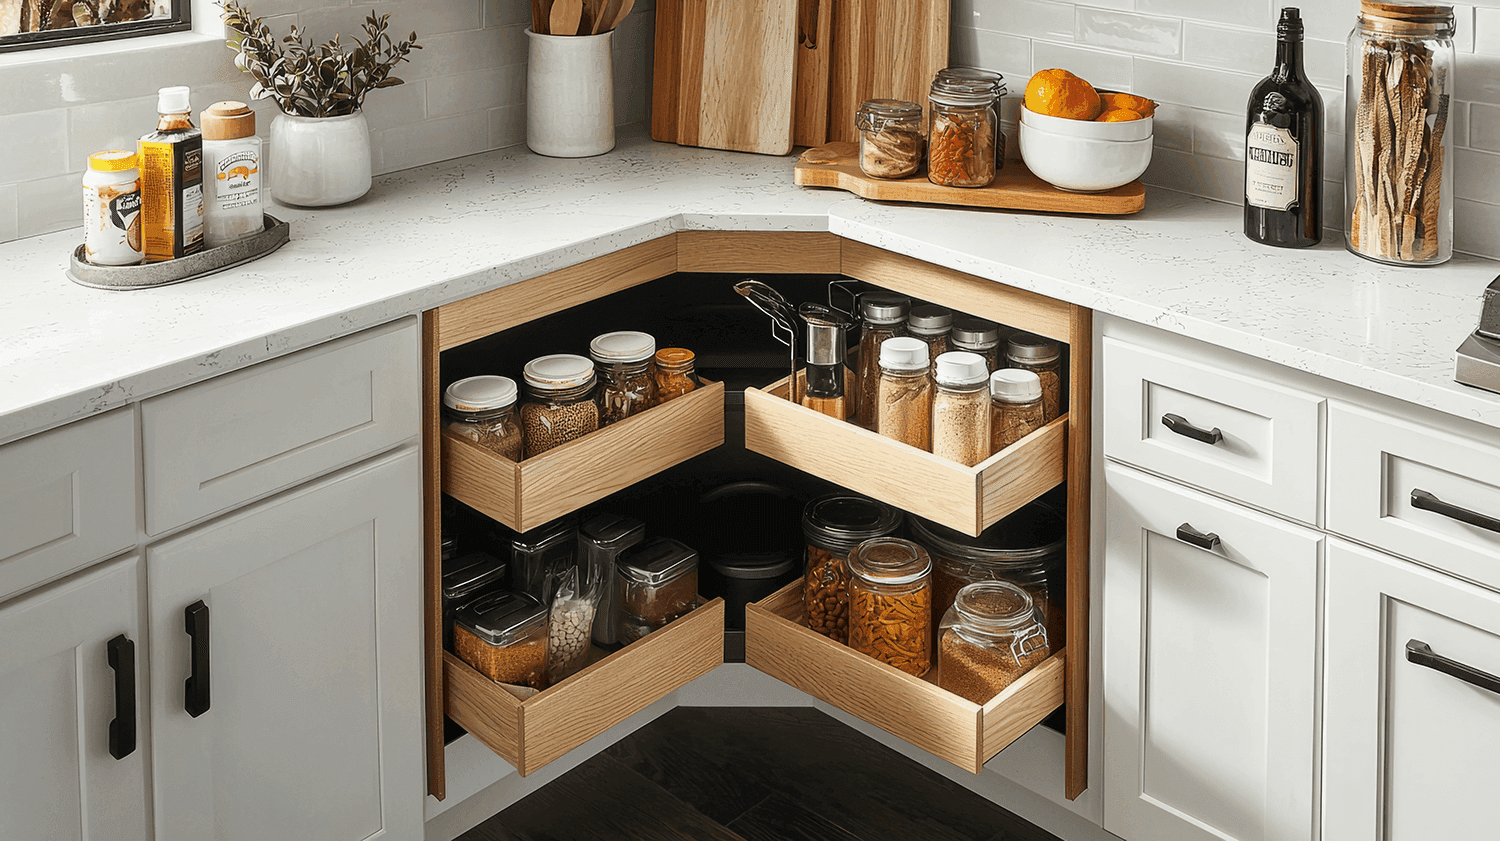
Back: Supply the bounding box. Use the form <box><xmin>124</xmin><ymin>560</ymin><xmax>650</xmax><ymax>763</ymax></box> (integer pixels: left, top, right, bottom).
<box><xmin>1345</xmin><ymin>2</ymin><xmax>1455</xmax><ymax>266</ymax></box>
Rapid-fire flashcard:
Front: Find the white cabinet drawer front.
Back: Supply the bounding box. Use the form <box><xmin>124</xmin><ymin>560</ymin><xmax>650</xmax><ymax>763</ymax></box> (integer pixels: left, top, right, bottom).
<box><xmin>0</xmin><ymin>408</ymin><xmax>136</xmax><ymax>600</ymax></box>
<box><xmin>142</xmin><ymin>318</ymin><xmax>419</xmax><ymax>535</ymax></box>
<box><xmin>1327</xmin><ymin>402</ymin><xmax>1500</xmax><ymax>588</ymax></box>
<box><xmin>1103</xmin><ymin>337</ymin><xmax>1323</xmax><ymax>523</ymax></box>
<box><xmin>1324</xmin><ymin>540</ymin><xmax>1500</xmax><ymax>841</ymax></box>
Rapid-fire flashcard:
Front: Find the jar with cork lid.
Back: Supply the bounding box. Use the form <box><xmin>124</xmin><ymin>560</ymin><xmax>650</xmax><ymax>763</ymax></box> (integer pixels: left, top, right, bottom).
<box><xmin>931</xmin><ymin>351</ymin><xmax>992</xmax><ymax>467</ymax></box>
<box><xmin>200</xmin><ymin>100</ymin><xmax>263</xmax><ymax>249</ymax></box>
<box><xmin>1005</xmin><ymin>333</ymin><xmax>1063</xmax><ymax>422</ymax></box>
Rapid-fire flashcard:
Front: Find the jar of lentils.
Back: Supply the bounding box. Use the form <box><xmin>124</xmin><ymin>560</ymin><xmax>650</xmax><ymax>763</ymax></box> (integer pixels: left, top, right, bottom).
<box><xmin>654</xmin><ymin>347</ymin><xmax>699</xmax><ymax>403</ymax></box>
<box><xmin>590</xmin><ymin>331</ymin><xmax>659</xmax><ymax>426</ymax></box>
<box><xmin>928</xmin><ymin>76</ymin><xmax>998</xmax><ymax>188</ymax></box>
<box><xmin>848</xmin><ymin>538</ymin><xmax>933</xmax><ymax>677</ymax></box>
<box><xmin>802</xmin><ymin>494</ymin><xmax>903</xmax><ymax>643</ymax></box>
<box><xmin>938</xmin><ymin>581</ymin><xmax>1050</xmax><ymax>704</ymax></box>
<box><xmin>1005</xmin><ymin>332</ymin><xmax>1063</xmax><ymax>422</ymax></box>
<box><xmin>444</xmin><ymin>375</ymin><xmax>523</xmax><ymax>462</ymax></box>
<box><xmin>520</xmin><ymin>354</ymin><xmax>601</xmax><ymax>458</ymax></box>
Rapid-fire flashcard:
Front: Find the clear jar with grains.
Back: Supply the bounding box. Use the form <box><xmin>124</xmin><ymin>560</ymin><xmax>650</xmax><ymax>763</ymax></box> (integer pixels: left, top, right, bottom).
<box><xmin>654</xmin><ymin>347</ymin><xmax>699</xmax><ymax>403</ymax></box>
<box><xmin>1345</xmin><ymin>2</ymin><xmax>1455</xmax><ymax>266</ymax></box>
<box><xmin>877</xmin><ymin>337</ymin><xmax>933</xmax><ymax>451</ymax></box>
<box><xmin>856</xmin><ymin>99</ymin><xmax>924</xmax><ymax>179</ymax></box>
<box><xmin>855</xmin><ymin>293</ymin><xmax>911</xmax><ymax>430</ymax></box>
<box><xmin>932</xmin><ymin>352</ymin><xmax>992</xmax><ymax>467</ymax></box>
<box><xmin>520</xmin><ymin>354</ymin><xmax>601</xmax><ymax>458</ymax></box>
<box><xmin>907</xmin><ymin>305</ymin><xmax>953</xmax><ymax>367</ymax></box>
<box><xmin>951</xmin><ymin>316</ymin><xmax>1005</xmax><ymax>374</ymax></box>
<box><xmin>444</xmin><ymin>375</ymin><xmax>524</xmax><ymax>462</ymax></box>
<box><xmin>938</xmin><ymin>581</ymin><xmax>1050</xmax><ymax>704</ymax></box>
<box><xmin>928</xmin><ymin>76</ymin><xmax>998</xmax><ymax>188</ymax></box>
<box><xmin>935</xmin><ymin>66</ymin><xmax>1008</xmax><ymax>167</ymax></box>
<box><xmin>590</xmin><ymin>331</ymin><xmax>659</xmax><ymax>425</ymax></box>
<box><xmin>802</xmin><ymin>494</ymin><xmax>904</xmax><ymax>643</ymax></box>
<box><xmin>848</xmin><ymin>538</ymin><xmax>933</xmax><ymax>677</ymax></box>
<box><xmin>990</xmin><ymin>369</ymin><xmax>1046</xmax><ymax>454</ymax></box>
<box><xmin>1005</xmin><ymin>333</ymin><xmax>1063</xmax><ymax>422</ymax></box>
<box><xmin>453</xmin><ymin>590</ymin><xmax>549</xmax><ymax>688</ymax></box>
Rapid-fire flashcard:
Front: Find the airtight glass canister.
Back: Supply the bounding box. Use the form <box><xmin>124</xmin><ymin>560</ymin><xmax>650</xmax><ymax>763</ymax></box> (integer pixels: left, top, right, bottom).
<box><xmin>848</xmin><ymin>538</ymin><xmax>933</xmax><ymax>676</ymax></box>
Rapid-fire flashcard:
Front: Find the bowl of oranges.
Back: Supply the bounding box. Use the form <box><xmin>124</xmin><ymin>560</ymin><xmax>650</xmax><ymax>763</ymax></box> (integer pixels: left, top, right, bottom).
<box><xmin>1019</xmin><ymin>69</ymin><xmax>1156</xmax><ymax>192</ymax></box>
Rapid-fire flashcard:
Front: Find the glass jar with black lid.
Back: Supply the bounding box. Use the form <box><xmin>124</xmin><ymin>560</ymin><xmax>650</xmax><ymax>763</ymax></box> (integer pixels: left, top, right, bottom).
<box><xmin>801</xmin><ymin>493</ymin><xmax>903</xmax><ymax>642</ymax></box>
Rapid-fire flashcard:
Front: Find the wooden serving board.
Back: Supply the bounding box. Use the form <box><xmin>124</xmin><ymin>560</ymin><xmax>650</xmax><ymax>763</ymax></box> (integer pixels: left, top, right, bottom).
<box><xmin>794</xmin><ymin>142</ymin><xmax>1146</xmax><ymax>215</ymax></box>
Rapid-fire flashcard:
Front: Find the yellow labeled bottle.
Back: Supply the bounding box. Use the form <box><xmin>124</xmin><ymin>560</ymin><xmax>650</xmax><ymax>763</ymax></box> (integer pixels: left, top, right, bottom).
<box><xmin>138</xmin><ymin>86</ymin><xmax>204</xmax><ymax>261</ymax></box>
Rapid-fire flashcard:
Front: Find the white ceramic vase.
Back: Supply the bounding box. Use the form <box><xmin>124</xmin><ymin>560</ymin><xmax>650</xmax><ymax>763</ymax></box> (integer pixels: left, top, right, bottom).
<box><xmin>269</xmin><ymin>111</ymin><xmax>373</xmax><ymax>206</ymax></box>
<box><xmin>526</xmin><ymin>29</ymin><xmax>615</xmax><ymax>158</ymax></box>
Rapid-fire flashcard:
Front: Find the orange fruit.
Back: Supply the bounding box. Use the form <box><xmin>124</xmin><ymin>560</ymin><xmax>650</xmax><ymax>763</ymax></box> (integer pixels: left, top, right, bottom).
<box><xmin>1096</xmin><ymin>109</ymin><xmax>1143</xmax><ymax>122</ymax></box>
<box><xmin>1098</xmin><ymin>92</ymin><xmax>1157</xmax><ymax>117</ymax></box>
<box><xmin>1024</xmin><ymin>69</ymin><xmax>1102</xmax><ymax>121</ymax></box>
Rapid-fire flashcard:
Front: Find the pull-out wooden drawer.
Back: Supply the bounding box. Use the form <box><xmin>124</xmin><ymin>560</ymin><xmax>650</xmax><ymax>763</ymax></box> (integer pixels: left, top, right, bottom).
<box><xmin>1102</xmin><ymin>336</ymin><xmax>1323</xmax><ymax>524</ymax></box>
<box><xmin>744</xmin><ymin>373</ymin><xmax>1067</xmax><ymax>537</ymax></box>
<box><xmin>444</xmin><ymin>599</ymin><xmax>725</xmax><ymax>775</ymax></box>
<box><xmin>142</xmin><ymin>318</ymin><xmax>419</xmax><ymax>535</ymax></box>
<box><xmin>1327</xmin><ymin>402</ymin><xmax>1500</xmax><ymax>589</ymax></box>
<box><xmin>0</xmin><ymin>408</ymin><xmax>136</xmax><ymax>600</ymax></box>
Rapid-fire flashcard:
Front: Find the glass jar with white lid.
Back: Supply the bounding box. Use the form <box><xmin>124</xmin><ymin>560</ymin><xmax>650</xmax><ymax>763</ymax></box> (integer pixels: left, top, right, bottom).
<box><xmin>444</xmin><ymin>375</ymin><xmax>523</xmax><ymax>461</ymax></box>
<box><xmin>520</xmin><ymin>354</ymin><xmax>600</xmax><ymax>458</ymax></box>
<box><xmin>589</xmin><ymin>330</ymin><xmax>659</xmax><ymax>426</ymax></box>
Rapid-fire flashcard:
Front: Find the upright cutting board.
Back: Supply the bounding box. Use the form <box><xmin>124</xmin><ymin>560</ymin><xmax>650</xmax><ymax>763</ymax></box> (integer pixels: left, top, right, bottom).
<box><xmin>794</xmin><ymin>0</ymin><xmax>834</xmax><ymax>147</ymax></box>
<box><xmin>827</xmin><ymin>0</ymin><xmax>949</xmax><ymax>143</ymax></box>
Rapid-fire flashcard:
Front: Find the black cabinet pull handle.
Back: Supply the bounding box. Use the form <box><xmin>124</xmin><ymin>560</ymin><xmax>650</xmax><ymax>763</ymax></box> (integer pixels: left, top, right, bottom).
<box><xmin>107</xmin><ymin>635</ymin><xmax>136</xmax><ymax>760</ymax></box>
<box><xmin>1161</xmin><ymin>413</ymin><xmax>1224</xmax><ymax>445</ymax></box>
<box><xmin>1410</xmin><ymin>489</ymin><xmax>1500</xmax><ymax>534</ymax></box>
<box><xmin>1406</xmin><ymin>639</ymin><xmax>1500</xmax><ymax>696</ymax></box>
<box><xmin>184</xmin><ymin>600</ymin><xmax>210</xmax><ymax>718</ymax></box>
<box><xmin>1176</xmin><ymin>523</ymin><xmax>1221</xmax><ymax>550</ymax></box>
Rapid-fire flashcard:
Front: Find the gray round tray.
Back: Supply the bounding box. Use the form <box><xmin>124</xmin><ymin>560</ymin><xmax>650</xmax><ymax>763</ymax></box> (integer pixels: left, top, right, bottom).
<box><xmin>68</xmin><ymin>214</ymin><xmax>291</xmax><ymax>290</ymax></box>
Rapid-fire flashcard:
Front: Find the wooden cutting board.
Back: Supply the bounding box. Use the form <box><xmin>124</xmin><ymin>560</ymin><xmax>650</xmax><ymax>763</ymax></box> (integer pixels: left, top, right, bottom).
<box><xmin>793</xmin><ymin>0</ymin><xmax>834</xmax><ymax>147</ymax></box>
<box><xmin>827</xmin><ymin>0</ymin><xmax>949</xmax><ymax>143</ymax></box>
<box><xmin>651</xmin><ymin>0</ymin><xmax>684</xmax><ymax>143</ymax></box>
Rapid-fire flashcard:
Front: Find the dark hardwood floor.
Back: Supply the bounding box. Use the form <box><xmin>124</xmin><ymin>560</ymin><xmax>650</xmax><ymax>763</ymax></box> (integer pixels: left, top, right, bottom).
<box><xmin>456</xmin><ymin>707</ymin><xmax>1062</xmax><ymax>841</ymax></box>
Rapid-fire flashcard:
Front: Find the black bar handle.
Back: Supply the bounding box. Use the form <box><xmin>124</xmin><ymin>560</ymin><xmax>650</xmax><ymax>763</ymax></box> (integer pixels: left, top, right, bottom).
<box><xmin>107</xmin><ymin>634</ymin><xmax>136</xmax><ymax>760</ymax></box>
<box><xmin>1406</xmin><ymin>639</ymin><xmax>1500</xmax><ymax>696</ymax></box>
<box><xmin>1162</xmin><ymin>413</ymin><xmax>1224</xmax><ymax>445</ymax></box>
<box><xmin>1176</xmin><ymin>523</ymin><xmax>1222</xmax><ymax>551</ymax></box>
<box><xmin>1410</xmin><ymin>489</ymin><xmax>1500</xmax><ymax>534</ymax></box>
<box><xmin>184</xmin><ymin>600</ymin><xmax>210</xmax><ymax>718</ymax></box>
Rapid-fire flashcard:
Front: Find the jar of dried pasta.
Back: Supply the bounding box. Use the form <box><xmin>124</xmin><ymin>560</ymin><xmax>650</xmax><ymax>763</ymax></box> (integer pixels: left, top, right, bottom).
<box><xmin>654</xmin><ymin>347</ymin><xmax>698</xmax><ymax>403</ymax></box>
<box><xmin>443</xmin><ymin>375</ymin><xmax>523</xmax><ymax>462</ymax></box>
<box><xmin>1005</xmin><ymin>332</ymin><xmax>1063</xmax><ymax>422</ymax></box>
<box><xmin>877</xmin><ymin>337</ymin><xmax>933</xmax><ymax>451</ymax></box>
<box><xmin>938</xmin><ymin>581</ymin><xmax>1050</xmax><ymax>704</ymax></box>
<box><xmin>802</xmin><ymin>494</ymin><xmax>904</xmax><ymax>643</ymax></box>
<box><xmin>928</xmin><ymin>76</ymin><xmax>998</xmax><ymax>188</ymax></box>
<box><xmin>932</xmin><ymin>351</ymin><xmax>991</xmax><ymax>467</ymax></box>
<box><xmin>855</xmin><ymin>99</ymin><xmax>924</xmax><ymax>179</ymax></box>
<box><xmin>848</xmin><ymin>538</ymin><xmax>933</xmax><ymax>676</ymax></box>
<box><xmin>854</xmin><ymin>292</ymin><xmax>911</xmax><ymax>430</ymax></box>
<box><xmin>520</xmin><ymin>354</ymin><xmax>601</xmax><ymax>457</ymax></box>
<box><xmin>590</xmin><ymin>331</ymin><xmax>659</xmax><ymax>425</ymax></box>
<box><xmin>990</xmin><ymin>369</ymin><xmax>1046</xmax><ymax>453</ymax></box>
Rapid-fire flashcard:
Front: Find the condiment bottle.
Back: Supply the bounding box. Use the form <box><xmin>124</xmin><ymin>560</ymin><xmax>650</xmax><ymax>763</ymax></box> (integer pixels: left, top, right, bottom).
<box><xmin>935</xmin><ymin>66</ymin><xmax>1008</xmax><ymax>165</ymax></box>
<box><xmin>928</xmin><ymin>76</ymin><xmax>999</xmax><ymax>188</ymax></box>
<box><xmin>589</xmin><ymin>331</ymin><xmax>659</xmax><ymax>426</ymax></box>
<box><xmin>799</xmin><ymin>303</ymin><xmax>854</xmax><ymax>420</ymax></box>
<box><xmin>654</xmin><ymin>348</ymin><xmax>698</xmax><ymax>403</ymax></box>
<box><xmin>138</xmin><ymin>85</ymin><xmax>204</xmax><ymax>261</ymax></box>
<box><xmin>907</xmin><ymin>304</ymin><xmax>954</xmax><ymax>366</ymax></box>
<box><xmin>990</xmin><ymin>369</ymin><xmax>1046</xmax><ymax>453</ymax></box>
<box><xmin>938</xmin><ymin>581</ymin><xmax>1050</xmax><ymax>704</ymax></box>
<box><xmin>854</xmin><ymin>293</ymin><xmax>911</xmax><ymax>430</ymax></box>
<box><xmin>1005</xmin><ymin>333</ymin><xmax>1063</xmax><ymax>421</ymax></box>
<box><xmin>443</xmin><ymin>375</ymin><xmax>523</xmax><ymax>462</ymax></box>
<box><xmin>200</xmin><ymin>100</ymin><xmax>263</xmax><ymax>249</ymax></box>
<box><xmin>876</xmin><ymin>336</ymin><xmax>933</xmax><ymax>451</ymax></box>
<box><xmin>951</xmin><ymin>316</ymin><xmax>1004</xmax><ymax>373</ymax></box>
<box><xmin>931</xmin><ymin>351</ymin><xmax>992</xmax><ymax>467</ymax></box>
<box><xmin>520</xmin><ymin>354</ymin><xmax>600</xmax><ymax>457</ymax></box>
<box><xmin>855</xmin><ymin>99</ymin><xmax>924</xmax><ymax>179</ymax></box>
<box><xmin>82</xmin><ymin>151</ymin><xmax>142</xmax><ymax>266</ymax></box>
<box><xmin>848</xmin><ymin>537</ymin><xmax>933</xmax><ymax>677</ymax></box>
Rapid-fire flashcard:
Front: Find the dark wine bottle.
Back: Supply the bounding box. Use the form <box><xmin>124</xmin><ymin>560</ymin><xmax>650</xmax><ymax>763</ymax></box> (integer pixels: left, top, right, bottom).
<box><xmin>1244</xmin><ymin>7</ymin><xmax>1323</xmax><ymax>248</ymax></box>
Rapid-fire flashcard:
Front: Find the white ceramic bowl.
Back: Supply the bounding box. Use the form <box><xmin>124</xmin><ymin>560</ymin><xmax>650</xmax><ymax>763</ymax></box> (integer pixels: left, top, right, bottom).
<box><xmin>1019</xmin><ymin>103</ymin><xmax>1154</xmax><ymax>141</ymax></box>
<box><xmin>1018</xmin><ymin>119</ymin><xmax>1153</xmax><ymax>192</ymax></box>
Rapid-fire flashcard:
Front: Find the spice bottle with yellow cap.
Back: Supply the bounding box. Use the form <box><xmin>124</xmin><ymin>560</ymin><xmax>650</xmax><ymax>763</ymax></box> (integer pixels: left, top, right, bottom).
<box><xmin>201</xmin><ymin>101</ymin><xmax>264</xmax><ymax>249</ymax></box>
<box><xmin>82</xmin><ymin>151</ymin><xmax>143</xmax><ymax>266</ymax></box>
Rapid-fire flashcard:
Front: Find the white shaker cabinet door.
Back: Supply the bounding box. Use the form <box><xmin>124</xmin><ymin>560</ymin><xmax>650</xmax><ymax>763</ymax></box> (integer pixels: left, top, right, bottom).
<box><xmin>1103</xmin><ymin>463</ymin><xmax>1320</xmax><ymax>841</ymax></box>
<box><xmin>0</xmin><ymin>553</ymin><xmax>150</xmax><ymax>841</ymax></box>
<box><xmin>147</xmin><ymin>447</ymin><xmax>424</xmax><ymax>841</ymax></box>
<box><xmin>1323</xmin><ymin>539</ymin><xmax>1500</xmax><ymax>841</ymax></box>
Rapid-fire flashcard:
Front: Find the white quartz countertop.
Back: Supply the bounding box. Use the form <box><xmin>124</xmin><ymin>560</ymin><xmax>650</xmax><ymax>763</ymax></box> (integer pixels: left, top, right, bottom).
<box><xmin>2</xmin><ymin>126</ymin><xmax>1497</xmax><ymax>444</ymax></box>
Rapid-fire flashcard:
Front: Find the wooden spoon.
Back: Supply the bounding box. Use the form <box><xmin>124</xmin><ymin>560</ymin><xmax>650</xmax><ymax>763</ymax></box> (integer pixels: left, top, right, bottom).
<box><xmin>609</xmin><ymin>0</ymin><xmax>634</xmax><ymax>31</ymax></box>
<box><xmin>550</xmin><ymin>0</ymin><xmax>582</xmax><ymax>36</ymax></box>
<box><xmin>531</xmin><ymin>0</ymin><xmax>546</xmax><ymax>33</ymax></box>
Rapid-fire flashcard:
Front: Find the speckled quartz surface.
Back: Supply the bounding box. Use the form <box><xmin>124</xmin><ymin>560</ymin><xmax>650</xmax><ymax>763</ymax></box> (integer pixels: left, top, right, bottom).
<box><xmin>1</xmin><ymin>126</ymin><xmax>1497</xmax><ymax>444</ymax></box>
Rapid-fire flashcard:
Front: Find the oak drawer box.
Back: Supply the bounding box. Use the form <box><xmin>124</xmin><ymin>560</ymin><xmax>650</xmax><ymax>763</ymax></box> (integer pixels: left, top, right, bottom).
<box><xmin>0</xmin><ymin>408</ymin><xmax>136</xmax><ymax>600</ymax></box>
<box><xmin>1327</xmin><ymin>402</ymin><xmax>1500</xmax><ymax>588</ymax></box>
<box><xmin>141</xmin><ymin>318</ymin><xmax>420</xmax><ymax>535</ymax></box>
<box><xmin>1102</xmin><ymin>337</ymin><xmax>1323</xmax><ymax>523</ymax></box>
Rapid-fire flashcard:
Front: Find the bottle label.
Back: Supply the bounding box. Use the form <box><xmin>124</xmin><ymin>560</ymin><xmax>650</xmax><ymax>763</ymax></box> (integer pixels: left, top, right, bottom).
<box><xmin>211</xmin><ymin>149</ymin><xmax>262</xmax><ymax>211</ymax></box>
<box><xmin>1245</xmin><ymin>122</ymin><xmax>1299</xmax><ymax>211</ymax></box>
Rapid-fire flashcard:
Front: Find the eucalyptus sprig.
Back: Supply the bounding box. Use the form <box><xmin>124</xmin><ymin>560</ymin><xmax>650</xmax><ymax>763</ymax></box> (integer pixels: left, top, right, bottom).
<box><xmin>220</xmin><ymin>0</ymin><xmax>421</xmax><ymax>118</ymax></box>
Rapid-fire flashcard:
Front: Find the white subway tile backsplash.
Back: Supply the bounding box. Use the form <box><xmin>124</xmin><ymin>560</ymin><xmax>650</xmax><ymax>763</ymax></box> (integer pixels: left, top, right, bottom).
<box><xmin>1455</xmin><ymin>148</ymin><xmax>1500</xmax><ymax>202</ymax></box>
<box><xmin>992</xmin><ymin>0</ymin><xmax>1076</xmax><ymax>42</ymax></box>
<box><xmin>360</xmin><ymin>80</ymin><xmax>429</xmax><ymax>131</ymax></box>
<box><xmin>1297</xmin><ymin>0</ymin><xmax>1359</xmax><ymax>44</ymax></box>
<box><xmin>376</xmin><ymin>110</ymin><xmax>488</xmax><ymax>172</ymax></box>
<box><xmin>1455</xmin><ymin>198</ymin><xmax>1500</xmax><ymax>259</ymax></box>
<box><xmin>1456</xmin><ymin>51</ymin><xmax>1500</xmax><ymax>105</ymax></box>
<box><xmin>428</xmin><ymin>64</ymin><xmax>526</xmax><ymax>118</ymax></box>
<box><xmin>1143</xmin><ymin>146</ymin><xmax>1243</xmax><ymax>203</ymax></box>
<box><xmin>1032</xmin><ymin>40</ymin><xmax>1132</xmax><ymax>88</ymax></box>
<box><xmin>1137</xmin><ymin>0</ymin><xmax>1273</xmax><ymax>31</ymax></box>
<box><xmin>16</xmin><ymin>172</ymin><xmax>81</xmax><ymax>239</ymax></box>
<box><xmin>0</xmin><ymin>184</ymin><xmax>17</xmax><ymax>243</ymax></box>
<box><xmin>486</xmin><ymin>0</ymin><xmax>533</xmax><ymax>29</ymax></box>
<box><xmin>1183</xmin><ymin>22</ymin><xmax>1271</xmax><ymax>72</ymax></box>
<box><xmin>1474</xmin><ymin>7</ymin><xmax>1500</xmax><ymax>54</ymax></box>
<box><xmin>489</xmin><ymin>103</ymin><xmax>526</xmax><ymax>149</ymax></box>
<box><xmin>0</xmin><ymin>111</ymin><xmax>71</xmax><ymax>184</ymax></box>
<box><xmin>1150</xmin><ymin>102</ymin><xmax>1194</xmax><ymax>151</ymax></box>
<box><xmin>1191</xmin><ymin>109</ymin><xmax>1245</xmax><ymax>161</ymax></box>
<box><xmin>1472</xmin><ymin>102</ymin><xmax>1500</xmax><ymax>152</ymax></box>
<box><xmin>1076</xmin><ymin>8</ymin><xmax>1181</xmax><ymax>58</ymax></box>
<box><xmin>1133</xmin><ymin>56</ymin><xmax>1258</xmax><ymax>113</ymax></box>
<box><xmin>298</xmin><ymin>0</ymin><xmax>483</xmax><ymax>40</ymax></box>
<box><xmin>66</xmin><ymin>95</ymin><xmax>158</xmax><ymax>171</ymax></box>
<box><xmin>951</xmin><ymin>26</ymin><xmax>1034</xmax><ymax>79</ymax></box>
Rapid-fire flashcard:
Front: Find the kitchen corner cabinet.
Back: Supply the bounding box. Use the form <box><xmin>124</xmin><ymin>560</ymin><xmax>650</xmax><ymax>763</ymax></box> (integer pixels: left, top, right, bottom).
<box><xmin>420</xmin><ymin>232</ymin><xmax>1092</xmax><ymax>802</ymax></box>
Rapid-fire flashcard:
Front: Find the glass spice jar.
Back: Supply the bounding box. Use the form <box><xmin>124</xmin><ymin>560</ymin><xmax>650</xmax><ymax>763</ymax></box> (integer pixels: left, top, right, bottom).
<box><xmin>990</xmin><ymin>369</ymin><xmax>1047</xmax><ymax>454</ymax></box>
<box><xmin>877</xmin><ymin>337</ymin><xmax>933</xmax><ymax>451</ymax></box>
<box><xmin>848</xmin><ymin>538</ymin><xmax>934</xmax><ymax>677</ymax></box>
<box><xmin>520</xmin><ymin>354</ymin><xmax>601</xmax><ymax>458</ymax></box>
<box><xmin>802</xmin><ymin>494</ymin><xmax>903</xmax><ymax>643</ymax></box>
<box><xmin>938</xmin><ymin>581</ymin><xmax>1050</xmax><ymax>704</ymax></box>
<box><xmin>907</xmin><ymin>304</ymin><xmax>953</xmax><ymax>367</ymax></box>
<box><xmin>928</xmin><ymin>76</ymin><xmax>998</xmax><ymax>188</ymax></box>
<box><xmin>935</xmin><ymin>66</ymin><xmax>1009</xmax><ymax>167</ymax></box>
<box><xmin>855</xmin><ymin>293</ymin><xmax>911</xmax><ymax>430</ymax></box>
<box><xmin>932</xmin><ymin>351</ymin><xmax>992</xmax><ymax>467</ymax></box>
<box><xmin>654</xmin><ymin>347</ymin><xmax>699</xmax><ymax>403</ymax></box>
<box><xmin>1005</xmin><ymin>333</ymin><xmax>1063</xmax><ymax>422</ymax></box>
<box><xmin>951</xmin><ymin>316</ymin><xmax>1005</xmax><ymax>374</ymax></box>
<box><xmin>443</xmin><ymin>375</ymin><xmax>524</xmax><ymax>462</ymax></box>
<box><xmin>856</xmin><ymin>99</ymin><xmax>924</xmax><ymax>179</ymax></box>
<box><xmin>590</xmin><ymin>331</ymin><xmax>659</xmax><ymax>426</ymax></box>
<box><xmin>1345</xmin><ymin>2</ymin><xmax>1455</xmax><ymax>266</ymax></box>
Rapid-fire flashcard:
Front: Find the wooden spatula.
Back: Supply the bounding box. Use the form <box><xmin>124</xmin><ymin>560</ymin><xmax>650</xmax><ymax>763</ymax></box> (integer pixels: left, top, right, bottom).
<box><xmin>609</xmin><ymin>0</ymin><xmax>634</xmax><ymax>30</ymax></box>
<box><xmin>550</xmin><ymin>0</ymin><xmax>582</xmax><ymax>36</ymax></box>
